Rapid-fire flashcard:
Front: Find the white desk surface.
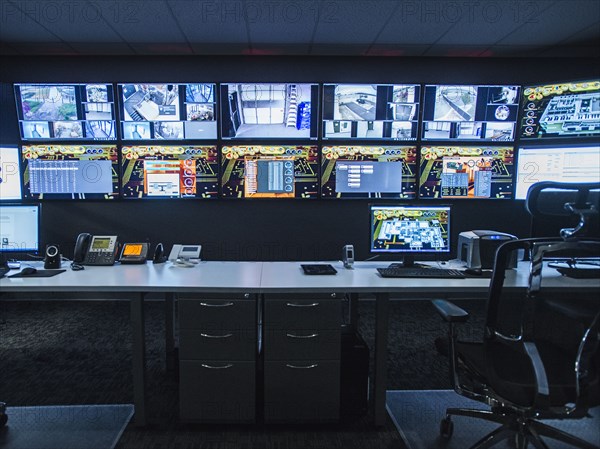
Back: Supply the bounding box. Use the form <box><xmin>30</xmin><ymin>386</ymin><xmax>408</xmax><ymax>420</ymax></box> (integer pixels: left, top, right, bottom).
<box><xmin>1</xmin><ymin>260</ymin><xmax>598</xmax><ymax>294</ymax></box>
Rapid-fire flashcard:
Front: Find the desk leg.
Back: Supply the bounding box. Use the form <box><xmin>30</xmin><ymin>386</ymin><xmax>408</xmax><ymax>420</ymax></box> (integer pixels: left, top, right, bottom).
<box><xmin>348</xmin><ymin>293</ymin><xmax>359</xmax><ymax>331</ymax></box>
<box><xmin>165</xmin><ymin>293</ymin><xmax>176</xmax><ymax>372</ymax></box>
<box><xmin>131</xmin><ymin>294</ymin><xmax>147</xmax><ymax>427</ymax></box>
<box><xmin>373</xmin><ymin>292</ymin><xmax>389</xmax><ymax>426</ymax></box>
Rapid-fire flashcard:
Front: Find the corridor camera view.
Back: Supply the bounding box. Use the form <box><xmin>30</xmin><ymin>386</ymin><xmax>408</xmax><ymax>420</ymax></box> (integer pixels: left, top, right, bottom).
<box><xmin>322</xmin><ymin>84</ymin><xmax>420</xmax><ymax>140</ymax></box>
<box><xmin>119</xmin><ymin>83</ymin><xmax>217</xmax><ymax>140</ymax></box>
<box><xmin>221</xmin><ymin>146</ymin><xmax>318</xmax><ymax>198</ymax></box>
<box><xmin>221</xmin><ymin>84</ymin><xmax>318</xmax><ymax>139</ymax></box>
<box><xmin>419</xmin><ymin>146</ymin><xmax>514</xmax><ymax>199</ymax></box>
<box><xmin>422</xmin><ymin>84</ymin><xmax>520</xmax><ymax>141</ymax></box>
<box><xmin>321</xmin><ymin>146</ymin><xmax>417</xmax><ymax>199</ymax></box>
<box><xmin>520</xmin><ymin>80</ymin><xmax>600</xmax><ymax>139</ymax></box>
<box><xmin>370</xmin><ymin>205</ymin><xmax>450</xmax><ymax>253</ymax></box>
<box><xmin>15</xmin><ymin>84</ymin><xmax>116</xmax><ymax>140</ymax></box>
<box><xmin>21</xmin><ymin>145</ymin><xmax>119</xmax><ymax>200</ymax></box>
<box><xmin>121</xmin><ymin>146</ymin><xmax>218</xmax><ymax>199</ymax></box>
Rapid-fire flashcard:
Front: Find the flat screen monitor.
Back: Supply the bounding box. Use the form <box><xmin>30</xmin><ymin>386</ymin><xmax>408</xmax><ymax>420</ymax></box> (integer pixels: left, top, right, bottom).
<box><xmin>221</xmin><ymin>84</ymin><xmax>318</xmax><ymax>139</ymax></box>
<box><xmin>369</xmin><ymin>205</ymin><xmax>451</xmax><ymax>266</ymax></box>
<box><xmin>321</xmin><ymin>145</ymin><xmax>417</xmax><ymax>199</ymax></box>
<box><xmin>221</xmin><ymin>145</ymin><xmax>318</xmax><ymax>198</ymax></box>
<box><xmin>118</xmin><ymin>83</ymin><xmax>217</xmax><ymax>140</ymax></box>
<box><xmin>520</xmin><ymin>80</ymin><xmax>600</xmax><ymax>139</ymax></box>
<box><xmin>121</xmin><ymin>145</ymin><xmax>218</xmax><ymax>199</ymax></box>
<box><xmin>322</xmin><ymin>84</ymin><xmax>420</xmax><ymax>140</ymax></box>
<box><xmin>422</xmin><ymin>84</ymin><xmax>520</xmax><ymax>141</ymax></box>
<box><xmin>515</xmin><ymin>145</ymin><xmax>600</xmax><ymax>200</ymax></box>
<box><xmin>419</xmin><ymin>146</ymin><xmax>514</xmax><ymax>199</ymax></box>
<box><xmin>21</xmin><ymin>145</ymin><xmax>119</xmax><ymax>200</ymax></box>
<box><xmin>14</xmin><ymin>83</ymin><xmax>116</xmax><ymax>141</ymax></box>
<box><xmin>0</xmin><ymin>204</ymin><xmax>40</xmax><ymax>254</ymax></box>
<box><xmin>0</xmin><ymin>146</ymin><xmax>22</xmax><ymax>200</ymax></box>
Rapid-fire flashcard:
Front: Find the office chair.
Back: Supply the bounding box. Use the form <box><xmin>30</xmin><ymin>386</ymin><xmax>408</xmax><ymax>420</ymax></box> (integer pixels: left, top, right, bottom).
<box><xmin>431</xmin><ymin>181</ymin><xmax>600</xmax><ymax>449</ymax></box>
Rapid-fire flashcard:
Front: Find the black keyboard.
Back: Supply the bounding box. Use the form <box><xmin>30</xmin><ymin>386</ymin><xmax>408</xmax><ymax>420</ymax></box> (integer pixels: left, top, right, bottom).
<box><xmin>377</xmin><ymin>267</ymin><xmax>466</xmax><ymax>279</ymax></box>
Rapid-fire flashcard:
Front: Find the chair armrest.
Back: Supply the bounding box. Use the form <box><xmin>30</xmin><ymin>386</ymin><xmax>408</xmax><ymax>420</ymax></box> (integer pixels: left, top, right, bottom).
<box><xmin>431</xmin><ymin>299</ymin><xmax>469</xmax><ymax>323</ymax></box>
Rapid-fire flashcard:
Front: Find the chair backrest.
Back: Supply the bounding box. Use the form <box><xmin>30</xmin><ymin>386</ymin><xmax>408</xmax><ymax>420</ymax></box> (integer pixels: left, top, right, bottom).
<box><xmin>484</xmin><ymin>237</ymin><xmax>600</xmax><ymax>411</ymax></box>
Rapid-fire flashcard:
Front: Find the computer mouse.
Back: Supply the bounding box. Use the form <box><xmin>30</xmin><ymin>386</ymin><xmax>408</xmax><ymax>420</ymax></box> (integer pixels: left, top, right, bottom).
<box><xmin>21</xmin><ymin>267</ymin><xmax>38</xmax><ymax>275</ymax></box>
<box><xmin>464</xmin><ymin>267</ymin><xmax>483</xmax><ymax>276</ymax></box>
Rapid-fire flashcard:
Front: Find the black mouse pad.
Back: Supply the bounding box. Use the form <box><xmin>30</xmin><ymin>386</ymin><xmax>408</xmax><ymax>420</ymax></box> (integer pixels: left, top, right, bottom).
<box><xmin>301</xmin><ymin>264</ymin><xmax>338</xmax><ymax>275</ymax></box>
<box><xmin>9</xmin><ymin>269</ymin><xmax>66</xmax><ymax>278</ymax></box>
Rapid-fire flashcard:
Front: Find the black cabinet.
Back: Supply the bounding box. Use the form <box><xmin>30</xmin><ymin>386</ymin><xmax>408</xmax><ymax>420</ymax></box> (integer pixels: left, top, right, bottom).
<box><xmin>178</xmin><ymin>294</ymin><xmax>257</xmax><ymax>423</ymax></box>
<box><xmin>263</xmin><ymin>293</ymin><xmax>342</xmax><ymax>423</ymax></box>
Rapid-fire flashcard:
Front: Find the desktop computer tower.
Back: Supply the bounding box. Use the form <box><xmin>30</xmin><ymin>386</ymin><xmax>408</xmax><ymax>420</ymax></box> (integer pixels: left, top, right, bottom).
<box><xmin>340</xmin><ymin>327</ymin><xmax>369</xmax><ymax>417</ymax></box>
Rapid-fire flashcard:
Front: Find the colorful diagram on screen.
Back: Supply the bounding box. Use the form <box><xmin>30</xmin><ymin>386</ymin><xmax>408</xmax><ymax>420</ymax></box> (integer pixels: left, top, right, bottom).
<box><xmin>121</xmin><ymin>146</ymin><xmax>218</xmax><ymax>198</ymax></box>
<box><xmin>419</xmin><ymin>146</ymin><xmax>514</xmax><ymax>199</ymax></box>
<box><xmin>221</xmin><ymin>146</ymin><xmax>318</xmax><ymax>198</ymax></box>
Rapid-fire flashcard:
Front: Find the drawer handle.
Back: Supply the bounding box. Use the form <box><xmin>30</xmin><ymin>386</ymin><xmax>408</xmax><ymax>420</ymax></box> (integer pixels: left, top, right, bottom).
<box><xmin>201</xmin><ymin>363</ymin><xmax>233</xmax><ymax>369</ymax></box>
<box><xmin>285</xmin><ymin>302</ymin><xmax>319</xmax><ymax>307</ymax></box>
<box><xmin>286</xmin><ymin>363</ymin><xmax>318</xmax><ymax>369</ymax></box>
<box><xmin>286</xmin><ymin>333</ymin><xmax>319</xmax><ymax>339</ymax></box>
<box><xmin>200</xmin><ymin>333</ymin><xmax>233</xmax><ymax>339</ymax></box>
<box><xmin>199</xmin><ymin>302</ymin><xmax>234</xmax><ymax>307</ymax></box>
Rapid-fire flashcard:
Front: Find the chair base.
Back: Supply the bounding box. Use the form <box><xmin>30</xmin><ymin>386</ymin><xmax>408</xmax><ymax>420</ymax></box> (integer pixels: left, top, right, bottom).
<box><xmin>442</xmin><ymin>407</ymin><xmax>599</xmax><ymax>449</ymax></box>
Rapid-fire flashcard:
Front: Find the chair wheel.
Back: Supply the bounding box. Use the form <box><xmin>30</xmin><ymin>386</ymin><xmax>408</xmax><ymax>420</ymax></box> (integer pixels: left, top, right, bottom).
<box><xmin>440</xmin><ymin>416</ymin><xmax>454</xmax><ymax>439</ymax></box>
<box><xmin>0</xmin><ymin>413</ymin><xmax>7</xmax><ymax>427</ymax></box>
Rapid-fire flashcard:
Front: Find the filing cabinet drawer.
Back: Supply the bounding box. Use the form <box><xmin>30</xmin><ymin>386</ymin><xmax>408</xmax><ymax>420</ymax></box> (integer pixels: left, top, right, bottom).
<box><xmin>179</xmin><ymin>360</ymin><xmax>255</xmax><ymax>423</ymax></box>
<box><xmin>179</xmin><ymin>328</ymin><xmax>256</xmax><ymax>360</ymax></box>
<box><xmin>263</xmin><ymin>294</ymin><xmax>342</xmax><ymax>330</ymax></box>
<box><xmin>264</xmin><ymin>329</ymin><xmax>340</xmax><ymax>360</ymax></box>
<box><xmin>179</xmin><ymin>297</ymin><xmax>256</xmax><ymax>329</ymax></box>
<box><xmin>264</xmin><ymin>360</ymin><xmax>340</xmax><ymax>422</ymax></box>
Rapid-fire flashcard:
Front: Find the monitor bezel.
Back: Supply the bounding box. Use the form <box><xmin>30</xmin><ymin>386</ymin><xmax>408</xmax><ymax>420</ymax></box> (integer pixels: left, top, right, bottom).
<box><xmin>0</xmin><ymin>146</ymin><xmax>23</xmax><ymax>201</ymax></box>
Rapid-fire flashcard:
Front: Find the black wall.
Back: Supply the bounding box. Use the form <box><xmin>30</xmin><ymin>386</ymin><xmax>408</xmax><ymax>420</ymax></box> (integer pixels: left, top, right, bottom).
<box><xmin>1</xmin><ymin>55</ymin><xmax>598</xmax><ymax>261</ymax></box>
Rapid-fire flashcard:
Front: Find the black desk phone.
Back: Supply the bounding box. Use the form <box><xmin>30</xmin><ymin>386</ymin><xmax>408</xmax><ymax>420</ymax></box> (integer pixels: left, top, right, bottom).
<box><xmin>73</xmin><ymin>233</ymin><xmax>119</xmax><ymax>266</ymax></box>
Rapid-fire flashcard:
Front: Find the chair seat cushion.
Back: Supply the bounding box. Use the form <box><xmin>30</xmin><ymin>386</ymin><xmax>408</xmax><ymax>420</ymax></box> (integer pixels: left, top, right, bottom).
<box><xmin>455</xmin><ymin>339</ymin><xmax>598</xmax><ymax>407</ymax></box>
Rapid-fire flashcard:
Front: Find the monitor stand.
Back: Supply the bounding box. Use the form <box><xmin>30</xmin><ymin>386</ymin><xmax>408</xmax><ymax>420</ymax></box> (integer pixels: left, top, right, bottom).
<box><xmin>388</xmin><ymin>255</ymin><xmax>427</xmax><ymax>269</ymax></box>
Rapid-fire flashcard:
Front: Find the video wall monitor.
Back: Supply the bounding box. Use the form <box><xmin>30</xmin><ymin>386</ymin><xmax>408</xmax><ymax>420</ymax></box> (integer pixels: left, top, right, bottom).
<box><xmin>419</xmin><ymin>146</ymin><xmax>514</xmax><ymax>199</ymax></box>
<box><xmin>369</xmin><ymin>205</ymin><xmax>451</xmax><ymax>266</ymax></box>
<box><xmin>515</xmin><ymin>145</ymin><xmax>600</xmax><ymax>200</ymax></box>
<box><xmin>121</xmin><ymin>146</ymin><xmax>218</xmax><ymax>199</ymax></box>
<box><xmin>0</xmin><ymin>146</ymin><xmax>22</xmax><ymax>201</ymax></box>
<box><xmin>220</xmin><ymin>84</ymin><xmax>318</xmax><ymax>139</ymax></box>
<box><xmin>14</xmin><ymin>83</ymin><xmax>117</xmax><ymax>141</ymax></box>
<box><xmin>321</xmin><ymin>146</ymin><xmax>417</xmax><ymax>199</ymax></box>
<box><xmin>0</xmin><ymin>204</ymin><xmax>40</xmax><ymax>254</ymax></box>
<box><xmin>520</xmin><ymin>80</ymin><xmax>600</xmax><ymax>139</ymax></box>
<box><xmin>221</xmin><ymin>145</ymin><xmax>318</xmax><ymax>198</ymax></box>
<box><xmin>118</xmin><ymin>83</ymin><xmax>217</xmax><ymax>140</ymax></box>
<box><xmin>21</xmin><ymin>145</ymin><xmax>119</xmax><ymax>200</ymax></box>
<box><xmin>421</xmin><ymin>85</ymin><xmax>520</xmax><ymax>141</ymax></box>
<box><xmin>322</xmin><ymin>84</ymin><xmax>420</xmax><ymax>140</ymax></box>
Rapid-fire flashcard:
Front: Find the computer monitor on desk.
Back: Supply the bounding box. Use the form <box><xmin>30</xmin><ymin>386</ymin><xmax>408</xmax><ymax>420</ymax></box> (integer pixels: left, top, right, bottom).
<box><xmin>0</xmin><ymin>204</ymin><xmax>40</xmax><ymax>260</ymax></box>
<box><xmin>369</xmin><ymin>204</ymin><xmax>451</xmax><ymax>267</ymax></box>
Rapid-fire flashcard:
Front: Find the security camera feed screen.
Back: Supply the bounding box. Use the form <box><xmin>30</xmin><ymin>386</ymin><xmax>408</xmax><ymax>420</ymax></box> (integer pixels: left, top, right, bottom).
<box><xmin>15</xmin><ymin>84</ymin><xmax>117</xmax><ymax>140</ymax></box>
<box><xmin>21</xmin><ymin>145</ymin><xmax>119</xmax><ymax>200</ymax></box>
<box><xmin>0</xmin><ymin>146</ymin><xmax>22</xmax><ymax>201</ymax></box>
<box><xmin>221</xmin><ymin>146</ymin><xmax>318</xmax><ymax>198</ymax></box>
<box><xmin>121</xmin><ymin>146</ymin><xmax>218</xmax><ymax>199</ymax></box>
<box><xmin>221</xmin><ymin>84</ymin><xmax>318</xmax><ymax>139</ymax></box>
<box><xmin>321</xmin><ymin>146</ymin><xmax>417</xmax><ymax>199</ymax></box>
<box><xmin>515</xmin><ymin>145</ymin><xmax>600</xmax><ymax>200</ymax></box>
<box><xmin>118</xmin><ymin>83</ymin><xmax>217</xmax><ymax>140</ymax></box>
<box><xmin>419</xmin><ymin>146</ymin><xmax>514</xmax><ymax>199</ymax></box>
<box><xmin>322</xmin><ymin>84</ymin><xmax>420</xmax><ymax>140</ymax></box>
<box><xmin>370</xmin><ymin>205</ymin><xmax>450</xmax><ymax>254</ymax></box>
<box><xmin>520</xmin><ymin>80</ymin><xmax>600</xmax><ymax>139</ymax></box>
<box><xmin>422</xmin><ymin>85</ymin><xmax>520</xmax><ymax>141</ymax></box>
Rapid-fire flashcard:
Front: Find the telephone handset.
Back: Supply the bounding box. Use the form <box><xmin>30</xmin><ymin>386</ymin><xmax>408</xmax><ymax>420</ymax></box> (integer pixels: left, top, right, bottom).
<box><xmin>73</xmin><ymin>233</ymin><xmax>119</xmax><ymax>267</ymax></box>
